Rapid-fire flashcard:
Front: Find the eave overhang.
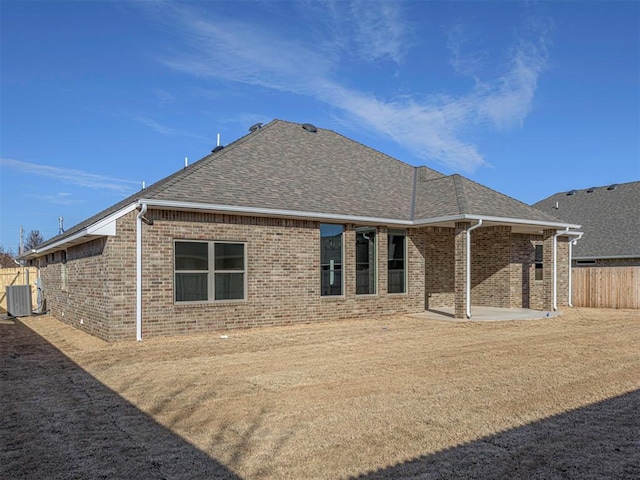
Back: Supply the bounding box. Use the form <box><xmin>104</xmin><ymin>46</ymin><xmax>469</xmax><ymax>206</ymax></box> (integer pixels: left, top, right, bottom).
<box><xmin>139</xmin><ymin>200</ymin><xmax>580</xmax><ymax>235</ymax></box>
<box><xmin>17</xmin><ymin>204</ymin><xmax>137</xmax><ymax>261</ymax></box>
<box><xmin>18</xmin><ymin>200</ymin><xmax>581</xmax><ymax>261</ymax></box>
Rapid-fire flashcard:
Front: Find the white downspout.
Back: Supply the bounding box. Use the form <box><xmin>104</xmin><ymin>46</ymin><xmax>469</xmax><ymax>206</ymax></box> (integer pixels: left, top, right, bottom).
<box><xmin>466</xmin><ymin>219</ymin><xmax>483</xmax><ymax>319</ymax></box>
<box><xmin>553</xmin><ymin>227</ymin><xmax>570</xmax><ymax>311</ymax></box>
<box><xmin>136</xmin><ymin>203</ymin><xmax>147</xmax><ymax>342</ymax></box>
<box><xmin>567</xmin><ymin>232</ymin><xmax>584</xmax><ymax>307</ymax></box>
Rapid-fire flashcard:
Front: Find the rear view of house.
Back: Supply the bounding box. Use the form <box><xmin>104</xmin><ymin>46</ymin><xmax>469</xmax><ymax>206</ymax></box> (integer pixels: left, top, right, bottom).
<box><xmin>19</xmin><ymin>120</ymin><xmax>580</xmax><ymax>341</ymax></box>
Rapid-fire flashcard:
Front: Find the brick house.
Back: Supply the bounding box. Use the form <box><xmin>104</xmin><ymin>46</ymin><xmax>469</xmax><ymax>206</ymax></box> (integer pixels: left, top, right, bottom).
<box><xmin>534</xmin><ymin>181</ymin><xmax>640</xmax><ymax>267</ymax></box>
<box><xmin>19</xmin><ymin>120</ymin><xmax>580</xmax><ymax>341</ymax></box>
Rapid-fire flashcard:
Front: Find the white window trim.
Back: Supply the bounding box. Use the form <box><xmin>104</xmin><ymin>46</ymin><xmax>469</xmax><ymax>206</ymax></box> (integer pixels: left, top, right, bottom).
<box><xmin>174</xmin><ymin>240</ymin><xmax>247</xmax><ymax>304</ymax></box>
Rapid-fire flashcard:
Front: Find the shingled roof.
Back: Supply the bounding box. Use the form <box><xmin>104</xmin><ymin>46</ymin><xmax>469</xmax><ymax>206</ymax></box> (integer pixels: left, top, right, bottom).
<box><xmin>534</xmin><ymin>181</ymin><xmax>640</xmax><ymax>259</ymax></box>
<box><xmin>24</xmin><ymin>119</ymin><xmax>577</xmax><ymax>256</ymax></box>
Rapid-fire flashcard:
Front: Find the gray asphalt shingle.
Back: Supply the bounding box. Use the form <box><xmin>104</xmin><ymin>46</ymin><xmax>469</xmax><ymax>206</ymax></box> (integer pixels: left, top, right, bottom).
<box><xmin>534</xmin><ymin>181</ymin><xmax>640</xmax><ymax>259</ymax></box>
<box><xmin>32</xmin><ymin>119</ymin><xmax>573</xmax><ymax>251</ymax></box>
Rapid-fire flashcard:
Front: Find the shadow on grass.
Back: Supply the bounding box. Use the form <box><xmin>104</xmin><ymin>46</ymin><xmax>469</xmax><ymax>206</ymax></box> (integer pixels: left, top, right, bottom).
<box><xmin>0</xmin><ymin>318</ymin><xmax>241</xmax><ymax>480</ymax></box>
<box><xmin>354</xmin><ymin>389</ymin><xmax>640</xmax><ymax>479</ymax></box>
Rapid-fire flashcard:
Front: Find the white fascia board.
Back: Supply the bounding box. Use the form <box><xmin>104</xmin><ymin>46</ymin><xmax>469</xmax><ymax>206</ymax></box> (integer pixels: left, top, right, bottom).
<box><xmin>138</xmin><ymin>199</ymin><xmax>413</xmax><ymax>226</ymax></box>
<box><xmin>140</xmin><ymin>200</ymin><xmax>583</xmax><ymax>232</ymax></box>
<box><xmin>463</xmin><ymin>214</ymin><xmax>580</xmax><ymax>230</ymax></box>
<box><xmin>413</xmin><ymin>214</ymin><xmax>580</xmax><ymax>230</ymax></box>
<box><xmin>574</xmin><ymin>254</ymin><xmax>640</xmax><ymax>261</ymax></box>
<box><xmin>21</xmin><ymin>203</ymin><xmax>137</xmax><ymax>259</ymax></box>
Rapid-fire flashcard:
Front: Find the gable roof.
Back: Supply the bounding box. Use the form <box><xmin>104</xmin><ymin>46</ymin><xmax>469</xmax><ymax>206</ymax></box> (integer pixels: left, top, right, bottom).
<box><xmin>534</xmin><ymin>181</ymin><xmax>640</xmax><ymax>259</ymax></box>
<box><xmin>147</xmin><ymin>119</ymin><xmax>425</xmax><ymax>220</ymax></box>
<box><xmin>21</xmin><ymin>119</ymin><xmax>578</xmax><ymax>258</ymax></box>
<box><xmin>414</xmin><ymin>174</ymin><xmax>562</xmax><ymax>223</ymax></box>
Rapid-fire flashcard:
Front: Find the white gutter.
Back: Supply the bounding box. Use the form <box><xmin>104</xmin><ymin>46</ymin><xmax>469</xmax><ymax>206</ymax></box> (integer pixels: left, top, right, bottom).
<box><xmin>466</xmin><ymin>219</ymin><xmax>483</xmax><ymax>318</ymax></box>
<box><xmin>16</xmin><ymin>203</ymin><xmax>137</xmax><ymax>260</ymax></box>
<box><xmin>565</xmin><ymin>231</ymin><xmax>584</xmax><ymax>307</ymax></box>
<box><xmin>139</xmin><ymin>199</ymin><xmax>580</xmax><ymax>231</ymax></box>
<box><xmin>553</xmin><ymin>227</ymin><xmax>570</xmax><ymax>311</ymax></box>
<box><xmin>136</xmin><ymin>203</ymin><xmax>147</xmax><ymax>342</ymax></box>
<box><xmin>414</xmin><ymin>214</ymin><xmax>580</xmax><ymax>230</ymax></box>
<box><xmin>139</xmin><ymin>199</ymin><xmax>410</xmax><ymax>227</ymax></box>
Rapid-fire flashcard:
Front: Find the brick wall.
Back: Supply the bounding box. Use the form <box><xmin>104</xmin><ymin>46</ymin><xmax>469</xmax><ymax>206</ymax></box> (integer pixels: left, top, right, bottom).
<box><xmin>424</xmin><ymin>227</ymin><xmax>454</xmax><ymax>308</ymax></box>
<box><xmin>471</xmin><ymin>226</ymin><xmax>511</xmax><ymax>308</ymax></box>
<box><xmin>106</xmin><ymin>211</ymin><xmax>427</xmax><ymax>341</ymax></box>
<box><xmin>36</xmin><ymin>209</ymin><xmax>573</xmax><ymax>341</ymax></box>
<box><xmin>39</xmin><ymin>237</ymin><xmax>111</xmax><ymax>339</ymax></box>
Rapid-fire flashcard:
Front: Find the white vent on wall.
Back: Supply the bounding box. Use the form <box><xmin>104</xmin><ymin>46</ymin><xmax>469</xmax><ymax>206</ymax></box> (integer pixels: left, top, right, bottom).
<box><xmin>6</xmin><ymin>286</ymin><xmax>32</xmax><ymax>317</ymax></box>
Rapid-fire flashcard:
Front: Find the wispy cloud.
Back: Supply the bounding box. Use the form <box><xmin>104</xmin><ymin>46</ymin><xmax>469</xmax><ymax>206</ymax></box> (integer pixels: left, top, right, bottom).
<box><xmin>0</xmin><ymin>158</ymin><xmax>140</xmax><ymax>194</ymax></box>
<box><xmin>26</xmin><ymin>192</ymin><xmax>78</xmax><ymax>206</ymax></box>
<box><xmin>150</xmin><ymin>2</ymin><xmax>549</xmax><ymax>173</ymax></box>
<box><xmin>318</xmin><ymin>0</ymin><xmax>411</xmax><ymax>64</ymax></box>
<box><xmin>135</xmin><ymin>116</ymin><xmax>210</xmax><ymax>141</ymax></box>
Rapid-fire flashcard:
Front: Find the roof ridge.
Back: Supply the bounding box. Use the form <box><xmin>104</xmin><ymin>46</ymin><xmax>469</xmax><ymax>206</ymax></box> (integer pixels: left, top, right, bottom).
<box><xmin>535</xmin><ymin>180</ymin><xmax>640</xmax><ymax>202</ymax></box>
<box><xmin>318</xmin><ymin>125</ymin><xmax>445</xmax><ymax>177</ymax></box>
<box><xmin>452</xmin><ymin>174</ymin><xmax>467</xmax><ymax>214</ymax></box>
<box><xmin>35</xmin><ymin>120</ymin><xmax>283</xmax><ymax>246</ymax></box>
<box><xmin>145</xmin><ymin>119</ymin><xmax>280</xmax><ymax>199</ymax></box>
<box><xmin>410</xmin><ymin>167</ymin><xmax>417</xmax><ymax>221</ymax></box>
<box><xmin>458</xmin><ymin>175</ymin><xmax>561</xmax><ymax>222</ymax></box>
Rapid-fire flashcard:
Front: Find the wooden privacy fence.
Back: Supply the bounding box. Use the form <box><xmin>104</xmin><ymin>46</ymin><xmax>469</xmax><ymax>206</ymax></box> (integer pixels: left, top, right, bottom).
<box><xmin>572</xmin><ymin>266</ymin><xmax>639</xmax><ymax>309</ymax></box>
<box><xmin>0</xmin><ymin>267</ymin><xmax>37</xmax><ymax>313</ymax></box>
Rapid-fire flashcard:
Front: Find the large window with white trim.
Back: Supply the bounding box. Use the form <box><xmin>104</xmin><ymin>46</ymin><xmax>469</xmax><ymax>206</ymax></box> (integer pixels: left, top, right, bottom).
<box><xmin>388</xmin><ymin>229</ymin><xmax>406</xmax><ymax>294</ymax></box>
<box><xmin>175</xmin><ymin>240</ymin><xmax>246</xmax><ymax>302</ymax></box>
<box><xmin>320</xmin><ymin>224</ymin><xmax>344</xmax><ymax>296</ymax></box>
<box><xmin>356</xmin><ymin>229</ymin><xmax>376</xmax><ymax>295</ymax></box>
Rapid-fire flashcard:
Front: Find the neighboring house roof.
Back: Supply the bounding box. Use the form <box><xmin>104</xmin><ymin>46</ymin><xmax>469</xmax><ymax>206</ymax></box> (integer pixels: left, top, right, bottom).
<box><xmin>20</xmin><ymin>119</ymin><xmax>577</xmax><ymax>259</ymax></box>
<box><xmin>534</xmin><ymin>181</ymin><xmax>640</xmax><ymax>259</ymax></box>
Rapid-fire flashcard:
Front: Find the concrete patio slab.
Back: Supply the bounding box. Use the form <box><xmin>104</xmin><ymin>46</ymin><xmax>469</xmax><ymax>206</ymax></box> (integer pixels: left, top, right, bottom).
<box><xmin>410</xmin><ymin>306</ymin><xmax>561</xmax><ymax>322</ymax></box>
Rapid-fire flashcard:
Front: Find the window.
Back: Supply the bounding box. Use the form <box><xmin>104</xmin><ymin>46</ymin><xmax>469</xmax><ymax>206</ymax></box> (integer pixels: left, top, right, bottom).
<box><xmin>175</xmin><ymin>241</ymin><xmax>246</xmax><ymax>302</ymax></box>
<box><xmin>320</xmin><ymin>224</ymin><xmax>344</xmax><ymax>296</ymax></box>
<box><xmin>356</xmin><ymin>229</ymin><xmax>376</xmax><ymax>295</ymax></box>
<box><xmin>388</xmin><ymin>230</ymin><xmax>406</xmax><ymax>294</ymax></box>
<box><xmin>534</xmin><ymin>244</ymin><xmax>543</xmax><ymax>281</ymax></box>
<box><xmin>576</xmin><ymin>260</ymin><xmax>596</xmax><ymax>266</ymax></box>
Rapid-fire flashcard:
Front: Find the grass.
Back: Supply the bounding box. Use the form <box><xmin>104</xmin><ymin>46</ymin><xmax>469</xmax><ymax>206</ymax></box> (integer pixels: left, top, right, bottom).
<box><xmin>2</xmin><ymin>308</ymin><xmax>639</xmax><ymax>479</ymax></box>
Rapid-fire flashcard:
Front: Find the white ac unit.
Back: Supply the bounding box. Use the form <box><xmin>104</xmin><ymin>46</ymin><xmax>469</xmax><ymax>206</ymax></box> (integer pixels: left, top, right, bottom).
<box><xmin>6</xmin><ymin>285</ymin><xmax>32</xmax><ymax>317</ymax></box>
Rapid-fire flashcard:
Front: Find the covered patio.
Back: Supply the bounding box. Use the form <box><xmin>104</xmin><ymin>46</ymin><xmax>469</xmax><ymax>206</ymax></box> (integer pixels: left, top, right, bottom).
<box><xmin>412</xmin><ymin>306</ymin><xmax>562</xmax><ymax>322</ymax></box>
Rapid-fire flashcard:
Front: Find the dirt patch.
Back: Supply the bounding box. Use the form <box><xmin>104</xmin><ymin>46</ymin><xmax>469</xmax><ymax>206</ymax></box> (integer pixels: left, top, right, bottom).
<box><xmin>2</xmin><ymin>308</ymin><xmax>639</xmax><ymax>479</ymax></box>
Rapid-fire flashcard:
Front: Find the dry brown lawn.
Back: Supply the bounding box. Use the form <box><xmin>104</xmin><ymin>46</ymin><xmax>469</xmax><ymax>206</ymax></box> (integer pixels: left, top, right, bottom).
<box><xmin>2</xmin><ymin>308</ymin><xmax>639</xmax><ymax>479</ymax></box>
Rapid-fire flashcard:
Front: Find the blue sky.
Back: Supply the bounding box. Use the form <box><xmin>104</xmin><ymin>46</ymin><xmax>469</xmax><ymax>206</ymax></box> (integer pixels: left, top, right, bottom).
<box><xmin>1</xmin><ymin>0</ymin><xmax>638</xmax><ymax>249</ymax></box>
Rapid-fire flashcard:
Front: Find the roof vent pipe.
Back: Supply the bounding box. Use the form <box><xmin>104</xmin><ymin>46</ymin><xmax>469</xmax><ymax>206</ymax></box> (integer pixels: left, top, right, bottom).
<box><xmin>302</xmin><ymin>123</ymin><xmax>317</xmax><ymax>133</ymax></box>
